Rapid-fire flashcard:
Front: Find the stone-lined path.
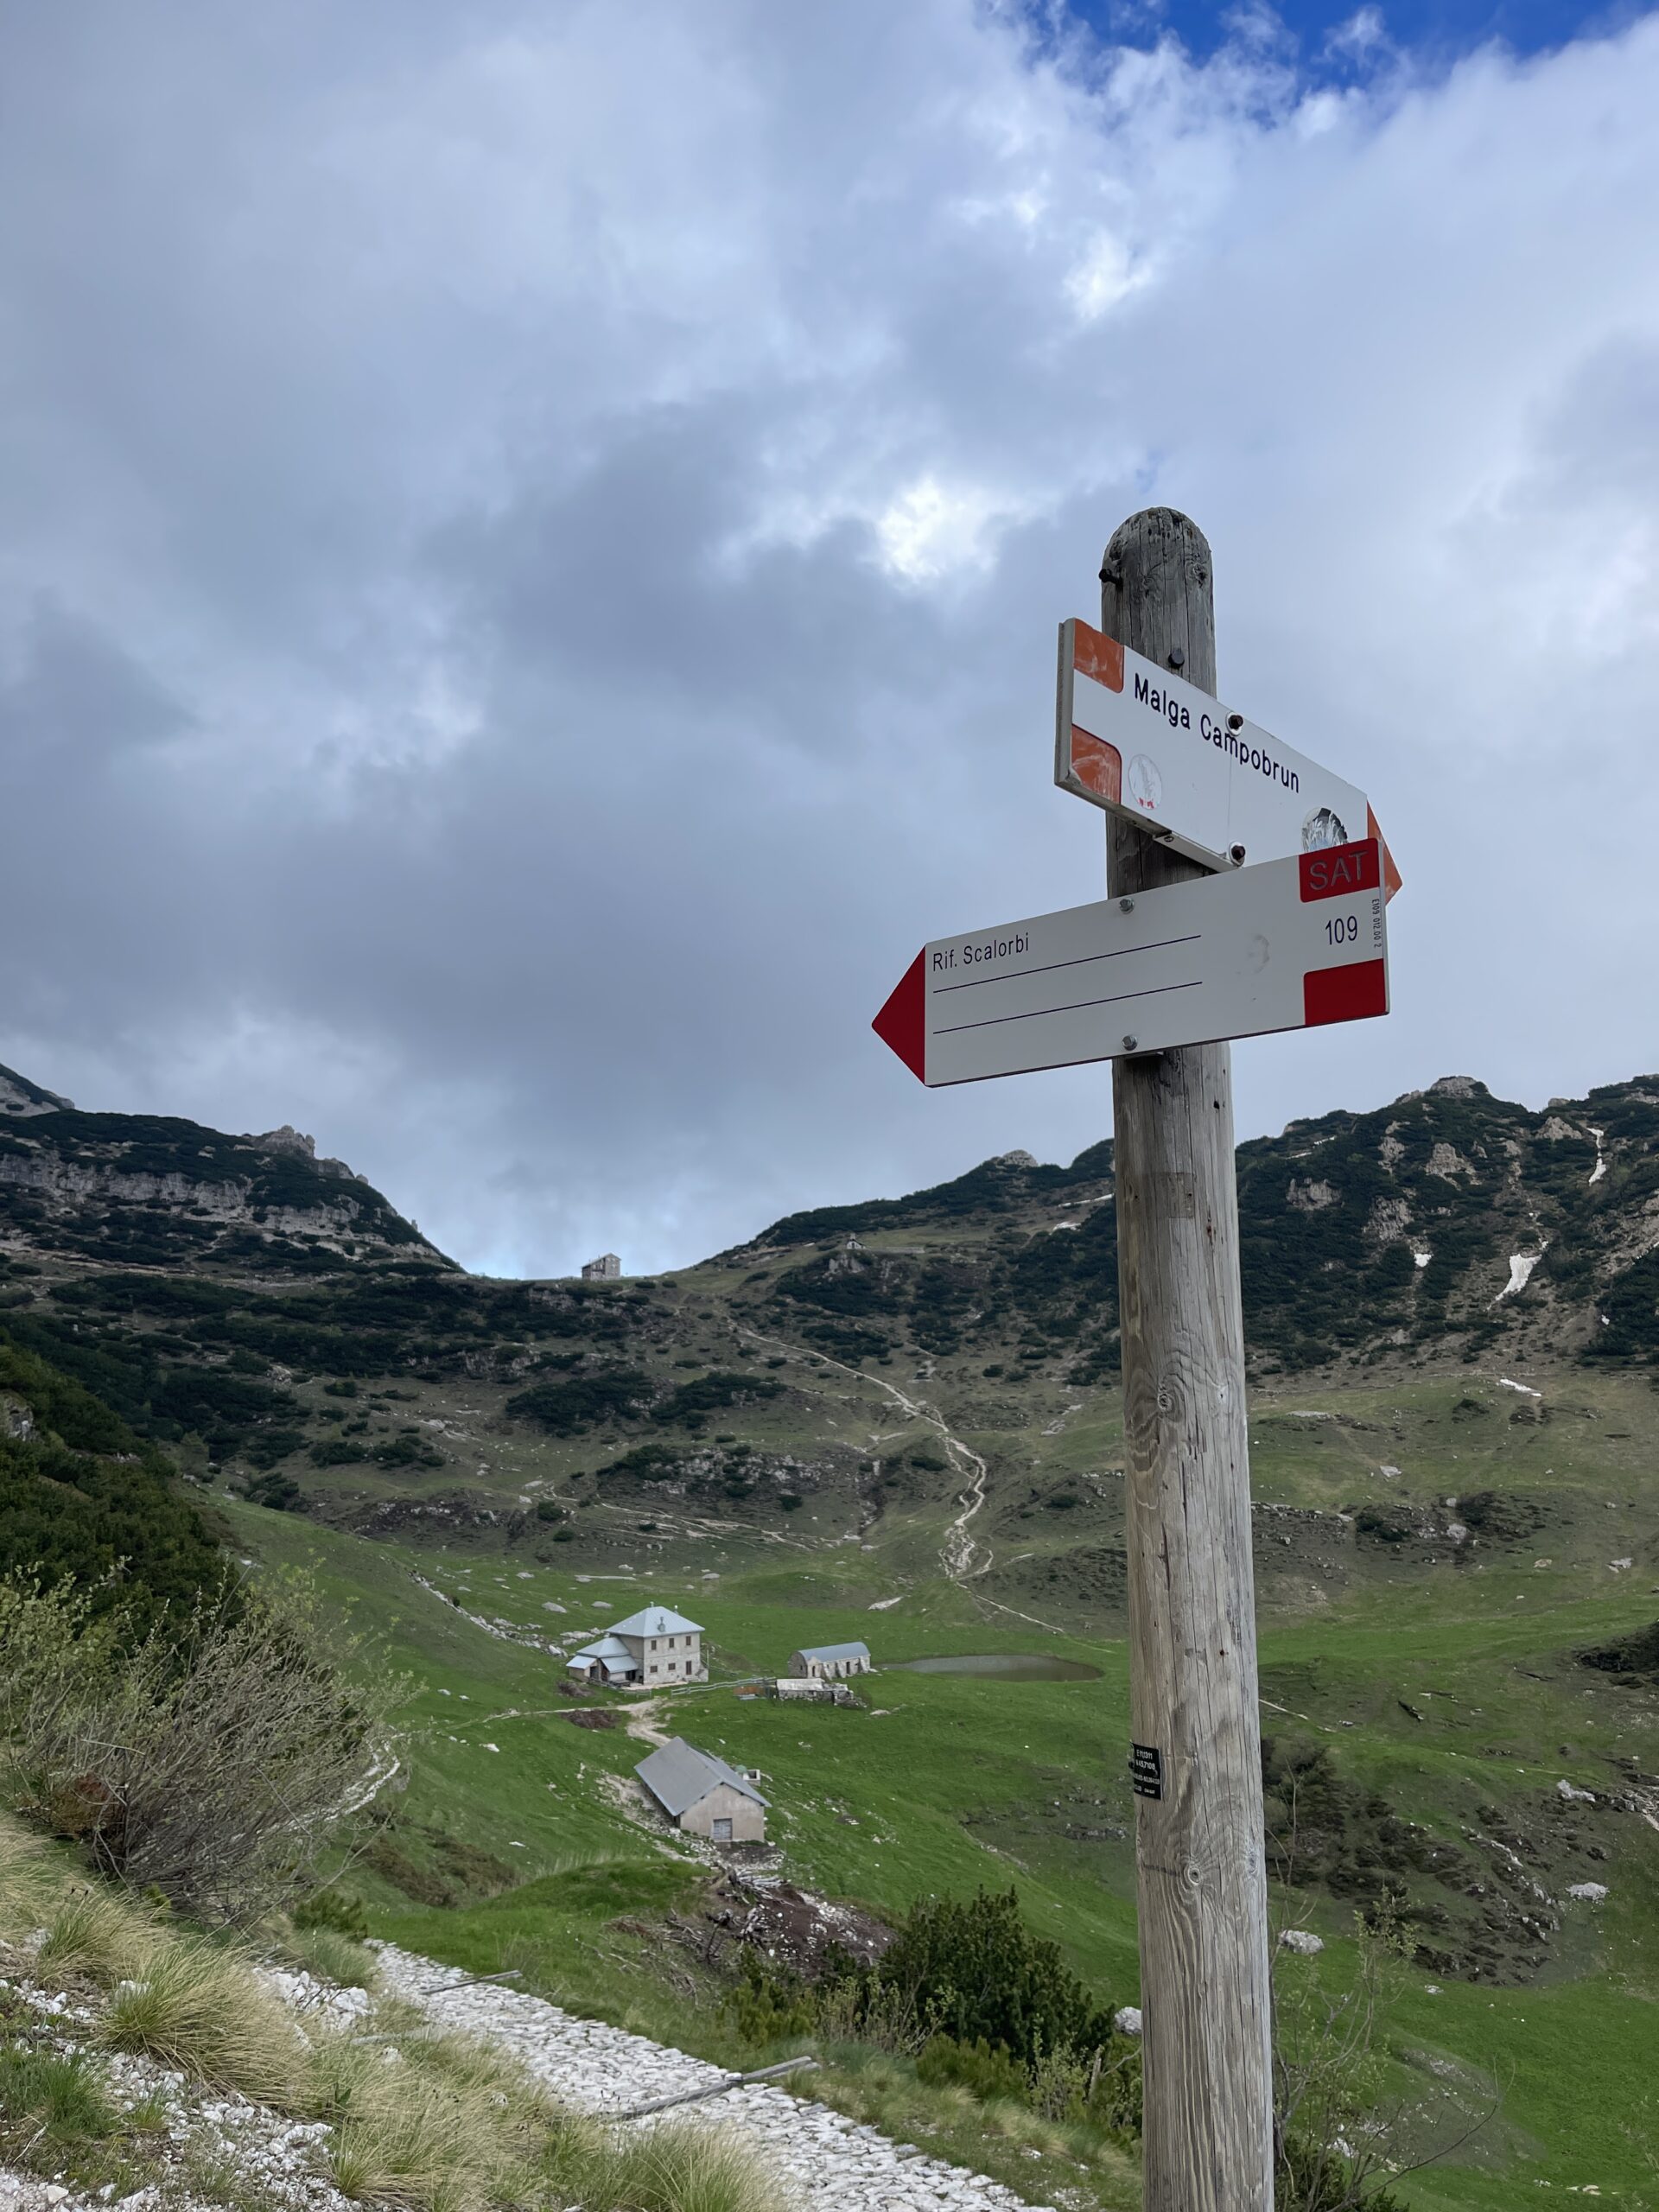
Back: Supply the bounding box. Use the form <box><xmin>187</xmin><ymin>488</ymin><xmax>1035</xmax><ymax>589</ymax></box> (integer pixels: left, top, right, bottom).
<box><xmin>373</xmin><ymin>1946</ymin><xmax>1065</xmax><ymax>2212</ymax></box>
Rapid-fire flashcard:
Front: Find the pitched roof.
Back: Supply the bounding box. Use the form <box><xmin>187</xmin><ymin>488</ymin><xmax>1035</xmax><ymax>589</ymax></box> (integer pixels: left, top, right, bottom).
<box><xmin>634</xmin><ymin>1738</ymin><xmax>767</xmax><ymax>1817</ymax></box>
<box><xmin>793</xmin><ymin>1641</ymin><xmax>871</xmax><ymax>1663</ymax></box>
<box><xmin>568</xmin><ymin>1636</ymin><xmax>634</xmax><ymax>1663</ymax></box>
<box><xmin>609</xmin><ymin>1604</ymin><xmax>702</xmax><ymax>1638</ymax></box>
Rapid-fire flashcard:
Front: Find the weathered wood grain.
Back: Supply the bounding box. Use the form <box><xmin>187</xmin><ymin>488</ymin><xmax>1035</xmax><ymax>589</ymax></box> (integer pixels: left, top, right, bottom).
<box><xmin>1102</xmin><ymin>507</ymin><xmax>1274</xmax><ymax>2211</ymax></box>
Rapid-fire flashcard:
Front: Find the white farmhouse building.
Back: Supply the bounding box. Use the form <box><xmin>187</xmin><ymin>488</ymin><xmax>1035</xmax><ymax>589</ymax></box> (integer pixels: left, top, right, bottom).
<box><xmin>567</xmin><ymin>1604</ymin><xmax>706</xmax><ymax>1687</ymax></box>
<box><xmin>788</xmin><ymin>1640</ymin><xmax>871</xmax><ymax>1681</ymax></box>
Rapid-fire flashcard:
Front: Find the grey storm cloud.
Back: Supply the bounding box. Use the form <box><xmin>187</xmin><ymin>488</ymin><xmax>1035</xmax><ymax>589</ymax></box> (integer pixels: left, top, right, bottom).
<box><xmin>3</xmin><ymin>1</ymin><xmax>1659</xmax><ymax>1273</ymax></box>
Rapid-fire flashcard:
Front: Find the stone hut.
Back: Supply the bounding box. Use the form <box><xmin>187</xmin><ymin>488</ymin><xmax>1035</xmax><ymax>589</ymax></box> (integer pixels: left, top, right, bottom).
<box><xmin>788</xmin><ymin>1640</ymin><xmax>872</xmax><ymax>1681</ymax></box>
<box><xmin>634</xmin><ymin>1738</ymin><xmax>767</xmax><ymax>1844</ymax></box>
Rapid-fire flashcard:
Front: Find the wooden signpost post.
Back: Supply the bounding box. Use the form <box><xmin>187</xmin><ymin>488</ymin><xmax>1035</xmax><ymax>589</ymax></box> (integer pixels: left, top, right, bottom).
<box><xmin>874</xmin><ymin>506</ymin><xmax>1400</xmax><ymax>2210</ymax></box>
<box><xmin>1101</xmin><ymin>509</ymin><xmax>1272</xmax><ymax>2212</ymax></box>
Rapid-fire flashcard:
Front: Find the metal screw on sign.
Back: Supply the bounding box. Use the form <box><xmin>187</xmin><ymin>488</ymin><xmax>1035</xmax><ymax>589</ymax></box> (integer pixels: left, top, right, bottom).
<box><xmin>1119</xmin><ymin>897</ymin><xmax>1135</xmax><ymax>912</ymax></box>
<box><xmin>1122</xmin><ymin>1034</ymin><xmax>1138</xmax><ymax>1051</ymax></box>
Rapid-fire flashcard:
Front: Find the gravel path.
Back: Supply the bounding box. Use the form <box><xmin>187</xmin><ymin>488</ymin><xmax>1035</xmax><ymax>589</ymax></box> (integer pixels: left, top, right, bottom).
<box><xmin>373</xmin><ymin>1946</ymin><xmax>1065</xmax><ymax>2212</ymax></box>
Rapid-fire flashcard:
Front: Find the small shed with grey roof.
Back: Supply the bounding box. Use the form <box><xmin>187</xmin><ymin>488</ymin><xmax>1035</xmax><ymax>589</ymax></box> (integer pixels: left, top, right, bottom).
<box><xmin>788</xmin><ymin>1640</ymin><xmax>871</xmax><ymax>1681</ymax></box>
<box><xmin>634</xmin><ymin>1738</ymin><xmax>768</xmax><ymax>1843</ymax></box>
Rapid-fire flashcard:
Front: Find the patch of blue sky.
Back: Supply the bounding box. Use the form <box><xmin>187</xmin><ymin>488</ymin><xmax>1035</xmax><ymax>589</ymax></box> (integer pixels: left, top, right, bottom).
<box><xmin>1036</xmin><ymin>0</ymin><xmax>1654</xmax><ymax>79</ymax></box>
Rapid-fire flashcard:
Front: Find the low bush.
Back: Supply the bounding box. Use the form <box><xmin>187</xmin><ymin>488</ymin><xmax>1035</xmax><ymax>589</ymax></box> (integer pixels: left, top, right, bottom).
<box><xmin>505</xmin><ymin>1370</ymin><xmax>650</xmax><ymax>1435</ymax></box>
<box><xmin>293</xmin><ymin>1886</ymin><xmax>371</xmax><ymax>1940</ymax></box>
<box><xmin>916</xmin><ymin>2032</ymin><xmax>1025</xmax><ymax>2103</ymax></box>
<box><xmin>0</xmin><ymin>1573</ymin><xmax>405</xmax><ymax>1924</ymax></box>
<box><xmin>870</xmin><ymin>1887</ymin><xmax>1116</xmax><ymax>2065</ymax></box>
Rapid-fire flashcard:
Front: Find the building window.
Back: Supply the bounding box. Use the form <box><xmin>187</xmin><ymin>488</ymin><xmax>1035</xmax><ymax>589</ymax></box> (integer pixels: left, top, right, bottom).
<box><xmin>649</xmin><ymin>1666</ymin><xmax>658</xmax><ymax>1676</ymax></box>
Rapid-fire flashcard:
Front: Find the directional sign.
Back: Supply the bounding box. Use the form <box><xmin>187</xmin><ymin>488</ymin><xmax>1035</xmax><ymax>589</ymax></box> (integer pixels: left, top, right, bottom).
<box><xmin>1057</xmin><ymin>617</ymin><xmax>1402</xmax><ymax>897</ymax></box>
<box><xmin>874</xmin><ymin>839</ymin><xmax>1388</xmax><ymax>1087</ymax></box>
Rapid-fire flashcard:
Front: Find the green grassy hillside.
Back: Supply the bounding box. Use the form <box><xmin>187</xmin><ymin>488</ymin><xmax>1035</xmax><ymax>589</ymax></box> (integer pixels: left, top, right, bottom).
<box><xmin>3</xmin><ymin>1062</ymin><xmax>1657</xmax><ymax>2204</ymax></box>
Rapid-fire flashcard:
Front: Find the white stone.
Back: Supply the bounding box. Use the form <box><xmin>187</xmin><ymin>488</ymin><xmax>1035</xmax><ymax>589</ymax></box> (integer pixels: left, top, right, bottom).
<box><xmin>1113</xmin><ymin>2005</ymin><xmax>1142</xmax><ymax>2035</ymax></box>
<box><xmin>1278</xmin><ymin>1929</ymin><xmax>1324</xmax><ymax>1955</ymax></box>
<box><xmin>1567</xmin><ymin>1883</ymin><xmax>1609</xmax><ymax>1903</ymax></box>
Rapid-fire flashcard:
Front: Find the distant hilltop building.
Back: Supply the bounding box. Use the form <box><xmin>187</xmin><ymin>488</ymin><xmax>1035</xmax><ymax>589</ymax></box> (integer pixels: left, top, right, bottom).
<box><xmin>582</xmin><ymin>1252</ymin><xmax>621</xmax><ymax>1281</ymax></box>
<box><xmin>566</xmin><ymin>1604</ymin><xmax>705</xmax><ymax>1687</ymax></box>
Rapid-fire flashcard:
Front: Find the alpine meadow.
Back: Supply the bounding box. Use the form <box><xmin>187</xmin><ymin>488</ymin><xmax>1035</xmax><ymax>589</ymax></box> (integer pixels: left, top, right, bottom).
<box><xmin>0</xmin><ymin>1059</ymin><xmax>1656</xmax><ymax>2208</ymax></box>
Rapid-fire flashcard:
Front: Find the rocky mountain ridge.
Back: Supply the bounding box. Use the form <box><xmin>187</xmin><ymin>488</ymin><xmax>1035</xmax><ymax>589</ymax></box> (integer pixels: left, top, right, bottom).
<box><xmin>1</xmin><ymin>1059</ymin><xmax>1656</xmax><ymax>1548</ymax></box>
<box><xmin>741</xmin><ymin>1071</ymin><xmax>1659</xmax><ymax>1376</ymax></box>
<box><xmin>0</xmin><ymin>1063</ymin><xmax>447</xmax><ymax>1273</ymax></box>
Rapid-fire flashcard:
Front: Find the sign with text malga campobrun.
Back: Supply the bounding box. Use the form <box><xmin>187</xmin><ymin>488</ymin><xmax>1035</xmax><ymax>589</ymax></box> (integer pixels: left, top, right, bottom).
<box><xmin>1057</xmin><ymin>618</ymin><xmax>1402</xmax><ymax>897</ymax></box>
<box><xmin>873</xmin><ymin>839</ymin><xmax>1388</xmax><ymax>1088</ymax></box>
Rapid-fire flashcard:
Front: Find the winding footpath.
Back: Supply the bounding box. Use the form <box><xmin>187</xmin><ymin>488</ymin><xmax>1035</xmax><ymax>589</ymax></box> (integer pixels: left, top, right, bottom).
<box><xmin>738</xmin><ymin>1327</ymin><xmax>1062</xmax><ymax>1636</ymax></box>
<box><xmin>372</xmin><ymin>1947</ymin><xmax>1064</xmax><ymax>2212</ymax></box>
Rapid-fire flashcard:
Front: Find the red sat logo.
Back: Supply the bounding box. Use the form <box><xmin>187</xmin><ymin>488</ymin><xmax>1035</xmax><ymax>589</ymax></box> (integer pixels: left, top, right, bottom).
<box><xmin>1299</xmin><ymin>840</ymin><xmax>1381</xmax><ymax>902</ymax></box>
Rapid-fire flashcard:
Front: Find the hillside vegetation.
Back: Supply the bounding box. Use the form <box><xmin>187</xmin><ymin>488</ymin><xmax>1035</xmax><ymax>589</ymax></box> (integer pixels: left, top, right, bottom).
<box><xmin>0</xmin><ymin>1059</ymin><xmax>1656</xmax><ymax>2208</ymax></box>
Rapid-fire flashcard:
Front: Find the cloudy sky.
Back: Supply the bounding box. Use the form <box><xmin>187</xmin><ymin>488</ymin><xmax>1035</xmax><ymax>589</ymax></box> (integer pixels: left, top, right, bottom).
<box><xmin>3</xmin><ymin>0</ymin><xmax>1656</xmax><ymax>1276</ymax></box>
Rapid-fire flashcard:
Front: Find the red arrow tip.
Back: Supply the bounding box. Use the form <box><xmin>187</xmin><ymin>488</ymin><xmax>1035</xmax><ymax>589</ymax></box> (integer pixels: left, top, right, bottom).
<box><xmin>873</xmin><ymin>950</ymin><xmax>927</xmax><ymax>1083</ymax></box>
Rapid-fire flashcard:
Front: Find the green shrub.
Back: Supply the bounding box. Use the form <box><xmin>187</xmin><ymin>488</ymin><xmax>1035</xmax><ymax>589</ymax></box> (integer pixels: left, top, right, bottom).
<box><xmin>245</xmin><ymin>1470</ymin><xmax>305</xmax><ymax>1511</ymax></box>
<box><xmin>649</xmin><ymin>1373</ymin><xmax>782</xmax><ymax>1427</ymax></box>
<box><xmin>0</xmin><ymin>1336</ymin><xmax>228</xmax><ymax>1630</ymax></box>
<box><xmin>294</xmin><ymin>1886</ymin><xmax>370</xmax><ymax>1939</ymax></box>
<box><xmin>874</xmin><ymin>1887</ymin><xmax>1116</xmax><ymax>2066</ymax></box>
<box><xmin>721</xmin><ymin>1949</ymin><xmax>815</xmax><ymax>2043</ymax></box>
<box><xmin>916</xmin><ymin>2032</ymin><xmax>1026</xmax><ymax>2102</ymax></box>
<box><xmin>505</xmin><ymin>1370</ymin><xmax>649</xmax><ymax>1435</ymax></box>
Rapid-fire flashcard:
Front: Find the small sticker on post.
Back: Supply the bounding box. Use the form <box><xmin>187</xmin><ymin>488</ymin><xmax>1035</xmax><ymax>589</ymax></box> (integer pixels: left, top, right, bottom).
<box><xmin>1130</xmin><ymin>1744</ymin><xmax>1164</xmax><ymax>1800</ymax></box>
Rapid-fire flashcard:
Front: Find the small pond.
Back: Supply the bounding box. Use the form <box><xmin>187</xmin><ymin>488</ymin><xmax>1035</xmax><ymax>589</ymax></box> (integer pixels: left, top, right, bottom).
<box><xmin>887</xmin><ymin>1652</ymin><xmax>1100</xmax><ymax>1681</ymax></box>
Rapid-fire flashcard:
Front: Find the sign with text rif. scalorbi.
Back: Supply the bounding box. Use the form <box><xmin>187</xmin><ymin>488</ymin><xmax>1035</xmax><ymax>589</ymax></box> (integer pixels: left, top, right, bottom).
<box><xmin>873</xmin><ymin>839</ymin><xmax>1388</xmax><ymax>1087</ymax></box>
<box><xmin>1057</xmin><ymin>616</ymin><xmax>1402</xmax><ymax>895</ymax></box>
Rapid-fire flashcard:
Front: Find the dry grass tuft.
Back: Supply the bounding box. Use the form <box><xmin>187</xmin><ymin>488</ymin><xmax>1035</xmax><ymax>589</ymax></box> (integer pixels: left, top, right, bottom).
<box><xmin>278</xmin><ymin>1921</ymin><xmax>379</xmax><ymax>1993</ymax></box>
<box><xmin>594</xmin><ymin>2123</ymin><xmax>787</xmax><ymax>2212</ymax></box>
<box><xmin>314</xmin><ymin>2022</ymin><xmax>550</xmax><ymax>2212</ymax></box>
<box><xmin>0</xmin><ymin>1815</ymin><xmax>789</xmax><ymax>2212</ymax></box>
<box><xmin>37</xmin><ymin>1888</ymin><xmax>159</xmax><ymax>1984</ymax></box>
<box><xmin>0</xmin><ymin>1820</ymin><xmax>74</xmax><ymax>1949</ymax></box>
<box><xmin>99</xmin><ymin>1939</ymin><xmax>307</xmax><ymax>2105</ymax></box>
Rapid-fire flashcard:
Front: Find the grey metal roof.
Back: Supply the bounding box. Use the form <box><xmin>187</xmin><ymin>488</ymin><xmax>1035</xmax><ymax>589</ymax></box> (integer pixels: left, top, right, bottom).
<box><xmin>569</xmin><ymin>1636</ymin><xmax>633</xmax><ymax>1663</ymax></box>
<box><xmin>634</xmin><ymin>1738</ymin><xmax>767</xmax><ymax>1817</ymax></box>
<box><xmin>793</xmin><ymin>1641</ymin><xmax>871</xmax><ymax>1663</ymax></box>
<box><xmin>610</xmin><ymin>1605</ymin><xmax>702</xmax><ymax>1638</ymax></box>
